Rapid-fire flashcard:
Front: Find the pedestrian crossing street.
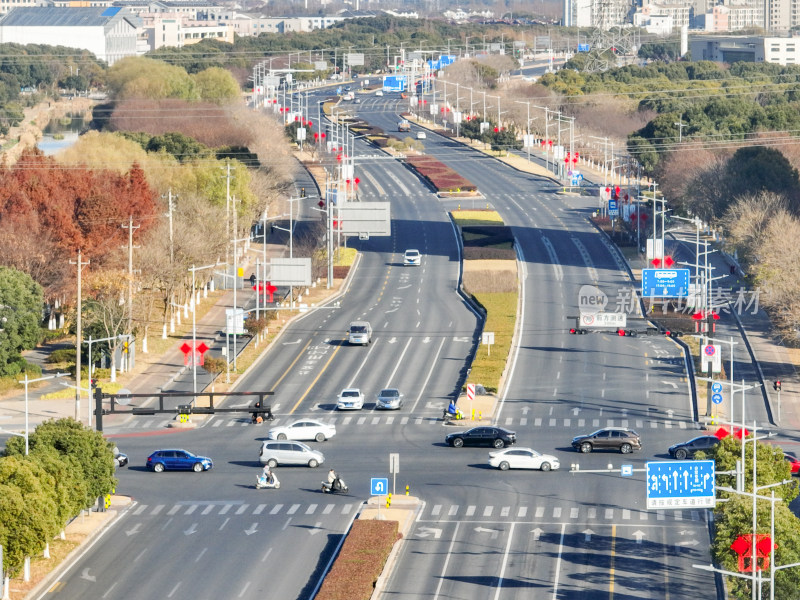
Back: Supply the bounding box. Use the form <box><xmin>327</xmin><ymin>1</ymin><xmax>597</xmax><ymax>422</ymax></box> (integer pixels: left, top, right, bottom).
<box><xmin>127</xmin><ymin>499</ymin><xmax>708</xmax><ymax>525</ymax></box>
<box><xmin>113</xmin><ymin>413</ymin><xmax>698</xmax><ymax>432</ymax></box>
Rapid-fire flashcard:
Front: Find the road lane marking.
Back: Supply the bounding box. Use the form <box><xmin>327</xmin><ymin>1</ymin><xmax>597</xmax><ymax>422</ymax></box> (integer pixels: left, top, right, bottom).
<box><xmin>551</xmin><ymin>523</ymin><xmax>567</xmax><ymax>599</ymax></box>
<box><xmin>167</xmin><ymin>582</ymin><xmax>181</xmax><ymax>597</ymax></box>
<box><xmin>384</xmin><ymin>337</ymin><xmax>412</xmax><ymax>387</ymax></box>
<box><xmin>261</xmin><ymin>547</ymin><xmax>272</xmax><ymax>563</ymax></box>
<box><xmin>101</xmin><ymin>582</ymin><xmax>117</xmax><ymax>598</ymax></box>
<box><xmin>270</xmin><ymin>504</ymin><xmax>283</xmax><ymax>514</ymax></box>
<box><xmin>195</xmin><ymin>548</ymin><xmax>207</xmax><ymax>563</ymax></box>
<box><xmin>290</xmin><ymin>339</ymin><xmax>343</xmax><ymax>414</ymax></box>
<box><xmin>609</xmin><ymin>524</ymin><xmax>617</xmax><ymax>596</ymax></box>
<box><xmin>238</xmin><ymin>582</ymin><xmax>251</xmax><ymax>598</ymax></box>
<box><xmin>270</xmin><ymin>338</ymin><xmax>312</xmax><ymax>391</ymax></box>
<box><xmin>432</xmin><ymin>522</ymin><xmax>461</xmax><ymax>600</ymax></box>
<box><xmin>410</xmin><ymin>337</ymin><xmax>447</xmax><ymax>413</ymax></box>
<box><xmin>346</xmin><ymin>337</ymin><xmax>381</xmax><ymax>388</ymax></box>
<box><xmin>492</xmin><ymin>521</ymin><xmax>516</xmax><ymax>600</ymax></box>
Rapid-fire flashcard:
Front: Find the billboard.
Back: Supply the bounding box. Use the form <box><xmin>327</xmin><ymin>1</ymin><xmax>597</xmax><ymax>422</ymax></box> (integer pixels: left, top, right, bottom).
<box><xmin>346</xmin><ymin>53</ymin><xmax>365</xmax><ymax>66</ymax></box>
<box><xmin>337</xmin><ymin>202</ymin><xmax>391</xmax><ymax>236</ymax></box>
<box><xmin>382</xmin><ymin>76</ymin><xmax>406</xmax><ymax>92</ymax></box>
<box><xmin>269</xmin><ymin>258</ymin><xmax>312</xmax><ymax>286</ymax></box>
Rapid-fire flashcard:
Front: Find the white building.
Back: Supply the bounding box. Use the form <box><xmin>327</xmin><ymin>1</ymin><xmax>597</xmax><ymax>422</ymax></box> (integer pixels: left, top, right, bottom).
<box><xmin>690</xmin><ymin>34</ymin><xmax>800</xmax><ymax>64</ymax></box>
<box><xmin>0</xmin><ymin>6</ymin><xmax>138</xmax><ymax>64</ymax></box>
<box><xmin>633</xmin><ymin>6</ymin><xmax>675</xmax><ymax>33</ymax></box>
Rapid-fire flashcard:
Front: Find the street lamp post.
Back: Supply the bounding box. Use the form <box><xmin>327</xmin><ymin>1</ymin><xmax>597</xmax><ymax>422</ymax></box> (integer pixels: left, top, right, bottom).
<box><xmin>1</xmin><ymin>373</ymin><xmax>68</xmax><ymax>455</ymax></box>
<box><xmin>187</xmin><ymin>264</ymin><xmax>216</xmax><ymax>395</ymax></box>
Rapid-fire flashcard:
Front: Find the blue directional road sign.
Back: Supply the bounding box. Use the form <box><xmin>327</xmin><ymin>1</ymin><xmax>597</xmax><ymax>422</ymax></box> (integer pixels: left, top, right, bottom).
<box><xmin>577</xmin><ymin>43</ymin><xmax>591</xmax><ymax>52</ymax></box>
<box><xmin>370</xmin><ymin>477</ymin><xmax>389</xmax><ymax>495</ymax></box>
<box><xmin>646</xmin><ymin>460</ymin><xmax>715</xmax><ymax>509</ymax></box>
<box><xmin>641</xmin><ymin>269</ymin><xmax>690</xmax><ymax>298</ymax></box>
<box><xmin>712</xmin><ymin>393</ymin><xmax>723</xmax><ymax>405</ymax></box>
<box><xmin>608</xmin><ymin>198</ymin><xmax>618</xmax><ymax>216</ymax></box>
<box><xmin>621</xmin><ymin>464</ymin><xmax>633</xmax><ymax>477</ymax></box>
<box><xmin>711</xmin><ymin>382</ymin><xmax>723</xmax><ymax>394</ymax></box>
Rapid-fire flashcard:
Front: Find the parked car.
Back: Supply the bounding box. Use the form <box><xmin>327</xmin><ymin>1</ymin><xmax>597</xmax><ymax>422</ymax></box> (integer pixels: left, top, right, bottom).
<box><xmin>146</xmin><ymin>449</ymin><xmax>213</xmax><ymax>473</ymax></box>
<box><xmin>337</xmin><ymin>388</ymin><xmax>365</xmax><ymax>410</ymax></box>
<box><xmin>785</xmin><ymin>453</ymin><xmax>800</xmax><ymax>475</ymax></box>
<box><xmin>267</xmin><ymin>419</ymin><xmax>336</xmax><ymax>442</ymax></box>
<box><xmin>571</xmin><ymin>428</ymin><xmax>641</xmax><ymax>454</ymax></box>
<box><xmin>489</xmin><ymin>447</ymin><xmax>559</xmax><ymax>471</ymax></box>
<box><xmin>445</xmin><ymin>427</ymin><xmax>516</xmax><ymax>449</ymax></box>
<box><xmin>403</xmin><ymin>249</ymin><xmax>421</xmax><ymax>266</ymax></box>
<box><xmin>668</xmin><ymin>435</ymin><xmax>720</xmax><ymax>460</ymax></box>
<box><xmin>376</xmin><ymin>388</ymin><xmax>403</xmax><ymax>410</ymax></box>
<box><xmin>259</xmin><ymin>440</ymin><xmax>324</xmax><ymax>468</ymax></box>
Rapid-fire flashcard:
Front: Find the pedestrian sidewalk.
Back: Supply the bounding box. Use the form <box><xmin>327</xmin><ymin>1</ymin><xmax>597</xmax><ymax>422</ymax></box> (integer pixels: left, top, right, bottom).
<box><xmin>0</xmin><ymin>237</ymin><xmax>291</xmax><ymax>433</ymax></box>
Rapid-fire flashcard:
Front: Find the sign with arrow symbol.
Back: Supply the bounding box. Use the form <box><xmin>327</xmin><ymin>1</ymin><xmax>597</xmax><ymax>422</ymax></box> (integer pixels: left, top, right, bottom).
<box><xmin>530</xmin><ymin>527</ymin><xmax>543</xmax><ymax>541</ymax></box>
<box><xmin>632</xmin><ymin>530</ymin><xmax>646</xmax><ymax>544</ymax></box>
<box><xmin>474</xmin><ymin>526</ymin><xmax>499</xmax><ymax>539</ymax></box>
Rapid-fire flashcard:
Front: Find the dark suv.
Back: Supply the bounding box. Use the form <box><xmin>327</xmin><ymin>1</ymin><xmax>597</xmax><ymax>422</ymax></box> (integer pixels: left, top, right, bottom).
<box><xmin>445</xmin><ymin>427</ymin><xmax>516</xmax><ymax>449</ymax></box>
<box><xmin>572</xmin><ymin>428</ymin><xmax>641</xmax><ymax>454</ymax></box>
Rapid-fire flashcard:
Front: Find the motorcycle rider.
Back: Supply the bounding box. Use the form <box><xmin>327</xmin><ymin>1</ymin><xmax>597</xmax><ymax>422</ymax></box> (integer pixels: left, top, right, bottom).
<box><xmin>447</xmin><ymin>399</ymin><xmax>462</xmax><ymax>419</ymax></box>
<box><xmin>252</xmin><ymin>400</ymin><xmax>262</xmax><ymax>424</ymax></box>
<box><xmin>262</xmin><ymin>464</ymin><xmax>273</xmax><ymax>485</ymax></box>
<box><xmin>327</xmin><ymin>468</ymin><xmax>338</xmax><ymax>489</ymax></box>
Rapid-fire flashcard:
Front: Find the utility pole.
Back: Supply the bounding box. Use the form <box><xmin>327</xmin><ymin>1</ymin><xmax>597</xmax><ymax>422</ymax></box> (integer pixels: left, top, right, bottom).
<box><xmin>69</xmin><ymin>250</ymin><xmax>89</xmax><ymax>421</ymax></box>
<box><xmin>121</xmin><ymin>216</ymin><xmax>140</xmax><ymax>371</ymax></box>
<box><xmin>674</xmin><ymin>119</ymin><xmax>686</xmax><ymax>143</ymax></box>
<box><xmin>224</xmin><ymin>162</ymin><xmax>233</xmax><ymax>277</ymax></box>
<box><xmin>164</xmin><ymin>189</ymin><xmax>175</xmax><ymax>264</ymax></box>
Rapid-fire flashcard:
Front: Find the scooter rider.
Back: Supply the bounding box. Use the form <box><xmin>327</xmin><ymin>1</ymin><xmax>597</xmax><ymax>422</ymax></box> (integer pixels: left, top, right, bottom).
<box><xmin>447</xmin><ymin>399</ymin><xmax>463</xmax><ymax>419</ymax></box>
<box><xmin>262</xmin><ymin>464</ymin><xmax>273</xmax><ymax>485</ymax></box>
<box><xmin>327</xmin><ymin>468</ymin><xmax>337</xmax><ymax>488</ymax></box>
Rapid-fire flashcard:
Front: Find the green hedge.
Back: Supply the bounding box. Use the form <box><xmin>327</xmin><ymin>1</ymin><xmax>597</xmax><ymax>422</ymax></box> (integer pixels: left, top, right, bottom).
<box><xmin>0</xmin><ymin>418</ymin><xmax>116</xmax><ymax>577</ymax></box>
<box><xmin>468</xmin><ymin>292</ymin><xmax>518</xmax><ymax>393</ymax></box>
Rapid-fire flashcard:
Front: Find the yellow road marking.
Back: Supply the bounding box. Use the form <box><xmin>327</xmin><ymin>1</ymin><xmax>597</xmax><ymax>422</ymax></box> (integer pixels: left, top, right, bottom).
<box><xmin>48</xmin><ymin>582</ymin><xmax>65</xmax><ymax>592</ymax></box>
<box><xmin>270</xmin><ymin>339</ymin><xmax>312</xmax><ymax>392</ymax></box>
<box><xmin>289</xmin><ymin>338</ymin><xmax>345</xmax><ymax>414</ymax></box>
<box><xmin>609</xmin><ymin>523</ymin><xmax>616</xmax><ymax>596</ymax></box>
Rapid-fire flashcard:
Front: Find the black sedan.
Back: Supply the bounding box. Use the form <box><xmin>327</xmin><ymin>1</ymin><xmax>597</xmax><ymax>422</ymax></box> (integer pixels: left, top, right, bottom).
<box><xmin>668</xmin><ymin>435</ymin><xmax>720</xmax><ymax>460</ymax></box>
<box><xmin>445</xmin><ymin>427</ymin><xmax>516</xmax><ymax>449</ymax></box>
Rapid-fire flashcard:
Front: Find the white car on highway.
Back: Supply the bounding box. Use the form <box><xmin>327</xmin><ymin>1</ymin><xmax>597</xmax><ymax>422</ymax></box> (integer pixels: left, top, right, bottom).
<box><xmin>337</xmin><ymin>388</ymin><xmax>365</xmax><ymax>410</ymax></box>
<box><xmin>488</xmin><ymin>447</ymin><xmax>560</xmax><ymax>471</ymax></box>
<box><xmin>267</xmin><ymin>419</ymin><xmax>336</xmax><ymax>442</ymax></box>
<box><xmin>403</xmin><ymin>249</ymin><xmax>421</xmax><ymax>266</ymax></box>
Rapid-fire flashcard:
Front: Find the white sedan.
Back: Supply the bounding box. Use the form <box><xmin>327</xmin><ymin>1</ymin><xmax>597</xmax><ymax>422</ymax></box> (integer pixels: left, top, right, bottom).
<box><xmin>337</xmin><ymin>388</ymin><xmax>365</xmax><ymax>410</ymax></box>
<box><xmin>488</xmin><ymin>447</ymin><xmax>560</xmax><ymax>471</ymax></box>
<box><xmin>267</xmin><ymin>419</ymin><xmax>336</xmax><ymax>442</ymax></box>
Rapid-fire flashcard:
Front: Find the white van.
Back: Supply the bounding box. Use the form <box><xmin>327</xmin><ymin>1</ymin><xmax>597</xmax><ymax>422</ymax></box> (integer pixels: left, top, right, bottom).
<box><xmin>348</xmin><ymin>321</ymin><xmax>372</xmax><ymax>345</ymax></box>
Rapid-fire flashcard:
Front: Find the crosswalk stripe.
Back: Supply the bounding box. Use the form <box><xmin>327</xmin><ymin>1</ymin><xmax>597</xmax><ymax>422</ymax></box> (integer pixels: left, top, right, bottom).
<box><xmin>588</xmin><ymin>508</ymin><xmax>596</xmax><ymax>519</ymax></box>
<box><xmin>343</xmin><ymin>417</ymin><xmax>352</xmax><ymax>425</ymax></box>
<box><xmin>501</xmin><ymin>506</ymin><xmax>510</xmax><ymax>517</ymax></box>
<box><xmin>621</xmin><ymin>420</ymin><xmax>628</xmax><ymax>427</ymax></box>
<box><xmin>607</xmin><ymin>419</ymin><xmax>614</xmax><ymax>427</ymax></box>
<box><xmin>578</xmin><ymin>419</ymin><xmax>585</xmax><ymax>427</ymax></box>
<box><xmin>287</xmin><ymin>504</ymin><xmax>300</xmax><ymax>515</ymax></box>
<box><xmin>605</xmin><ymin>509</ymin><xmax>613</xmax><ymax>519</ymax></box>
<box><xmin>342</xmin><ymin>503</ymin><xmax>353</xmax><ymax>514</ymax></box>
<box><xmin>650</xmin><ymin>421</ymin><xmax>658</xmax><ymax>428</ymax></box>
<box><xmin>220</xmin><ymin>504</ymin><xmax>233</xmax><ymax>515</ymax></box>
<box><xmin>357</xmin><ymin>417</ymin><xmax>366</xmax><ymax>425</ymax></box>
<box><xmin>640</xmin><ymin>511</ymin><xmax>648</xmax><ymax>520</ymax></box>
<box><xmin>665</xmin><ymin>421</ymin><xmax>672</xmax><ymax>429</ymax></box>
<box><xmin>636</xmin><ymin>420</ymin><xmax>643</xmax><ymax>427</ymax></box>
<box><xmin>535</xmin><ymin>507</ymin><xmax>545</xmax><ymax>518</ymax></box>
<box><xmin>674</xmin><ymin>511</ymin><xmax>683</xmax><ymax>521</ymax></box>
<box><xmin>535</xmin><ymin>418</ymin><xmax>542</xmax><ymax>426</ymax></box>
<box><xmin>401</xmin><ymin>417</ymin><xmax>409</xmax><ymax>425</ymax></box>
<box><xmin>415</xmin><ymin>417</ymin><xmax>423</xmax><ymax>424</ymax></box>
<box><xmin>270</xmin><ymin>504</ymin><xmax>283</xmax><ymax>515</ymax></box>
<box><xmin>466</xmin><ymin>505</ymin><xmax>476</xmax><ymax>517</ymax></box>
<box><xmin>483</xmin><ymin>506</ymin><xmax>493</xmax><ymax>517</ymax></box>
<box><xmin>449</xmin><ymin>505</ymin><xmax>459</xmax><ymax>516</ymax></box>
<box><xmin>679</xmin><ymin>421</ymin><xmax>687</xmax><ymax>429</ymax></box>
<box><xmin>371</xmin><ymin>416</ymin><xmax>380</xmax><ymax>425</ymax></box>
<box><xmin>386</xmin><ymin>416</ymin><xmax>394</xmax><ymax>425</ymax></box>
<box><xmin>592</xmin><ymin>419</ymin><xmax>599</xmax><ymax>427</ymax></box>
<box><xmin>306</xmin><ymin>504</ymin><xmax>317</xmax><ymax>515</ymax></box>
<box><xmin>520</xmin><ymin>418</ymin><xmax>527</xmax><ymax>426</ymax></box>
<box><xmin>564</xmin><ymin>418</ymin><xmax>571</xmax><ymax>427</ymax></box>
<box><xmin>505</xmin><ymin>417</ymin><xmax>513</xmax><ymax>425</ymax></box>
<box><xmin>570</xmin><ymin>508</ymin><xmax>579</xmax><ymax>519</ymax></box>
<box><xmin>186</xmin><ymin>505</ymin><xmax>198</xmax><ymax>515</ymax></box>
<box><xmin>254</xmin><ymin>504</ymin><xmax>266</xmax><ymax>515</ymax></box>
<box><xmin>549</xmin><ymin>418</ymin><xmax>556</xmax><ymax>427</ymax></box>
<box><xmin>134</xmin><ymin>505</ymin><xmax>147</xmax><ymax>515</ymax></box>
<box><xmin>227</xmin><ymin>420</ymin><xmax>236</xmax><ymax>427</ymax></box>
<box><xmin>553</xmin><ymin>507</ymin><xmax>562</xmax><ymax>518</ymax></box>
<box><xmin>152</xmin><ymin>505</ymin><xmax>164</xmax><ymax>515</ymax></box>
<box><xmin>201</xmin><ymin>505</ymin><xmax>214</xmax><ymax>515</ymax></box>
<box><xmin>657</xmin><ymin>511</ymin><xmax>665</xmax><ymax>521</ymax></box>
<box><xmin>323</xmin><ymin>504</ymin><xmax>334</xmax><ymax>514</ymax></box>
<box><xmin>518</xmin><ymin>507</ymin><xmax>527</xmax><ymax>518</ymax></box>
<box><xmin>168</xmin><ymin>505</ymin><xmax>180</xmax><ymax>515</ymax></box>
<box><xmin>431</xmin><ymin>505</ymin><xmax>442</xmax><ymax>516</ymax></box>
<box><xmin>213</xmin><ymin>420</ymin><xmax>223</xmax><ymax>427</ymax></box>
<box><xmin>622</xmin><ymin>509</ymin><xmax>630</xmax><ymax>520</ymax></box>
<box><xmin>236</xmin><ymin>505</ymin><xmax>249</xmax><ymax>515</ymax></box>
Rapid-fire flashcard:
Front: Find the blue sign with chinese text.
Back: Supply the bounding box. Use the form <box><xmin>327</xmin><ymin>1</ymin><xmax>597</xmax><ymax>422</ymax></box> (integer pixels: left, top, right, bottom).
<box><xmin>642</xmin><ymin>269</ymin><xmax>690</xmax><ymax>298</ymax></box>
<box><xmin>646</xmin><ymin>460</ymin><xmax>715</xmax><ymax>509</ymax></box>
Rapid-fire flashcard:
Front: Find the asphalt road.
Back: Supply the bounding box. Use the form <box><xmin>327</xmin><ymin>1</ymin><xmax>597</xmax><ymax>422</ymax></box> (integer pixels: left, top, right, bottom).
<box><xmin>36</xmin><ymin>89</ymin><xmax>721</xmax><ymax>600</ymax></box>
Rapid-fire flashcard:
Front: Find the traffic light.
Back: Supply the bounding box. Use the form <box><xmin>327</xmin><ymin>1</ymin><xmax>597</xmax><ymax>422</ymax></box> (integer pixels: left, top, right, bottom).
<box><xmin>300</xmin><ymin>187</ymin><xmax>306</xmax><ymax>198</ymax></box>
<box><xmin>664</xmin><ymin>330</ymin><xmax>683</xmax><ymax>339</ymax></box>
<box><xmin>90</xmin><ymin>378</ymin><xmax>97</xmax><ymax>389</ymax></box>
<box><xmin>569</xmin><ymin>328</ymin><xmax>587</xmax><ymax>335</ymax></box>
<box><xmin>617</xmin><ymin>329</ymin><xmax>638</xmax><ymax>337</ymax></box>
<box><xmin>774</xmin><ymin>381</ymin><xmax>782</xmax><ymax>391</ymax></box>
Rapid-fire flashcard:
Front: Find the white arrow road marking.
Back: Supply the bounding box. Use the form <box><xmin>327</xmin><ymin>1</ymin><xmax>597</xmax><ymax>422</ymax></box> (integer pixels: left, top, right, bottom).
<box><xmin>282</xmin><ymin>339</ymin><xmax>301</xmax><ymax>345</ymax></box>
<box><xmin>126</xmin><ymin>523</ymin><xmax>140</xmax><ymax>536</ymax></box>
<box><xmin>676</xmin><ymin>539</ymin><xmax>700</xmax><ymax>547</ymax></box>
<box><xmin>80</xmin><ymin>569</ymin><xmax>95</xmax><ymax>582</ymax></box>
<box><xmin>417</xmin><ymin>527</ymin><xmax>442</xmax><ymax>539</ymax></box>
<box><xmin>667</xmin><ymin>409</ymin><xmax>675</xmax><ymax>419</ymax></box>
<box><xmin>522</xmin><ymin>406</ymin><xmax>530</xmax><ymax>415</ymax></box>
<box><xmin>632</xmin><ymin>530</ymin><xmax>645</xmax><ymax>544</ymax></box>
<box><xmin>388</xmin><ymin>337</ymin><xmax>397</xmax><ymax>344</ymax></box>
<box><xmin>572</xmin><ymin>408</ymin><xmax>580</xmax><ymax>416</ymax></box>
<box><xmin>531</xmin><ymin>527</ymin><xmax>543</xmax><ymax>541</ymax></box>
<box><xmin>245</xmin><ymin>523</ymin><xmax>258</xmax><ymax>536</ymax></box>
<box><xmin>385</xmin><ymin>308</ymin><xmax>399</xmax><ymax>314</ymax></box>
<box><xmin>452</xmin><ymin>337</ymin><xmax>471</xmax><ymax>343</ymax></box>
<box><xmin>397</xmin><ymin>285</ymin><xmax>411</xmax><ymax>290</ymax></box>
<box><xmin>308</xmin><ymin>521</ymin><xmax>323</xmax><ymax>535</ymax></box>
<box><xmin>184</xmin><ymin>523</ymin><xmax>198</xmax><ymax>536</ymax></box>
<box><xmin>309</xmin><ymin>403</ymin><xmax>321</xmax><ymax>411</ymax></box>
<box><xmin>474</xmin><ymin>526</ymin><xmax>499</xmax><ymax>539</ymax></box>
<box><xmin>662</xmin><ymin>381</ymin><xmax>678</xmax><ymax>388</ymax></box>
<box><xmin>426</xmin><ymin>401</ymin><xmax>445</xmax><ymax>410</ymax></box>
<box><xmin>423</xmin><ymin>336</ymin><xmax>431</xmax><ymax>343</ymax></box>
<box><xmin>679</xmin><ymin>530</ymin><xmax>695</xmax><ymax>536</ymax></box>
<box><xmin>583</xmin><ymin>529</ymin><xmax>594</xmax><ymax>542</ymax></box>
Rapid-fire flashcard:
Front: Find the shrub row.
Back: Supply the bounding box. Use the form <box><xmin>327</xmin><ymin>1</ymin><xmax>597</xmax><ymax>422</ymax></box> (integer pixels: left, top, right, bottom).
<box><xmin>404</xmin><ymin>155</ymin><xmax>478</xmax><ymax>193</ymax></box>
<box><xmin>467</xmin><ymin>292</ymin><xmax>518</xmax><ymax>393</ymax></box>
<box><xmin>0</xmin><ymin>418</ymin><xmax>117</xmax><ymax>577</ymax></box>
<box><xmin>317</xmin><ymin>519</ymin><xmax>400</xmax><ymax>600</ymax></box>
<box><xmin>463</xmin><ymin>247</ymin><xmax>516</xmax><ymax>260</ymax></box>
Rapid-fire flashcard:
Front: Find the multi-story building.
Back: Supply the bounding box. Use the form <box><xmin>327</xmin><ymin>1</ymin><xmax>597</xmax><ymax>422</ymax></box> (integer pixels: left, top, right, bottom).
<box><xmin>690</xmin><ymin>33</ymin><xmax>800</xmax><ymax>64</ymax></box>
<box><xmin>634</xmin><ymin>2</ymin><xmax>689</xmax><ymax>31</ymax></box>
<box><xmin>0</xmin><ymin>6</ymin><xmax>138</xmax><ymax>64</ymax></box>
<box><xmin>563</xmin><ymin>0</ymin><xmax>631</xmax><ymax>29</ymax></box>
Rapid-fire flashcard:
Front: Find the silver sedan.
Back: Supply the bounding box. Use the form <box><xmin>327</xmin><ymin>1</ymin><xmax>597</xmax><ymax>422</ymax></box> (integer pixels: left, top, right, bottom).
<box><xmin>376</xmin><ymin>388</ymin><xmax>403</xmax><ymax>410</ymax></box>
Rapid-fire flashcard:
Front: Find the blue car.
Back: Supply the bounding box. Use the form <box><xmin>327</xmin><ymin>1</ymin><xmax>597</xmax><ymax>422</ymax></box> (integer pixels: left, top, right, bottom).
<box><xmin>146</xmin><ymin>449</ymin><xmax>213</xmax><ymax>473</ymax></box>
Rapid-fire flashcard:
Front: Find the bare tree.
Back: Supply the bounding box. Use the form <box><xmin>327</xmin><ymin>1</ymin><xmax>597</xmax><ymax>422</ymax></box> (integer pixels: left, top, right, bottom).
<box><xmin>721</xmin><ymin>191</ymin><xmax>787</xmax><ymax>268</ymax></box>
